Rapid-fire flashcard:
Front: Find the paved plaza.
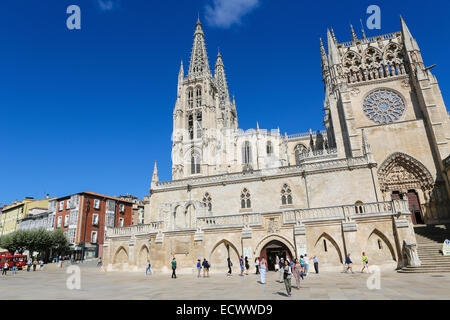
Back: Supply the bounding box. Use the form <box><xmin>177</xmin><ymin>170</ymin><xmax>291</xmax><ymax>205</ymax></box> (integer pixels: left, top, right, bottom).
<box><xmin>1</xmin><ymin>263</ymin><xmax>449</xmax><ymax>300</ymax></box>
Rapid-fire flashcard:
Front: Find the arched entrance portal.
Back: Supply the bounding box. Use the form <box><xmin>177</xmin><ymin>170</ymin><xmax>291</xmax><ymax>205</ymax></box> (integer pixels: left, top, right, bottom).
<box><xmin>378</xmin><ymin>152</ymin><xmax>434</xmax><ymax>224</ymax></box>
<box><xmin>260</xmin><ymin>240</ymin><xmax>293</xmax><ymax>271</ymax></box>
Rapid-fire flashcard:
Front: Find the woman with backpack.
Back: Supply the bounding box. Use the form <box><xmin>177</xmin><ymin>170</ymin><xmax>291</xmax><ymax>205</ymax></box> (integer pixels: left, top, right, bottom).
<box><xmin>202</xmin><ymin>258</ymin><xmax>210</xmax><ymax>277</ymax></box>
<box><xmin>239</xmin><ymin>256</ymin><xmax>244</xmax><ymax>276</ymax></box>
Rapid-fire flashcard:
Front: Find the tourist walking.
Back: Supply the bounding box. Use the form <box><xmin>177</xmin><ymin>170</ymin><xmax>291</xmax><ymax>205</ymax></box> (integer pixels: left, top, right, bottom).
<box><xmin>345</xmin><ymin>254</ymin><xmax>354</xmax><ymax>273</ymax></box>
<box><xmin>259</xmin><ymin>257</ymin><xmax>267</xmax><ymax>284</ymax></box>
<box><xmin>26</xmin><ymin>258</ymin><xmax>32</xmax><ymax>272</ymax></box>
<box><xmin>227</xmin><ymin>257</ymin><xmax>232</xmax><ymax>276</ymax></box>
<box><xmin>12</xmin><ymin>259</ymin><xmax>17</xmax><ymax>275</ymax></box>
<box><xmin>2</xmin><ymin>261</ymin><xmax>8</xmax><ymax>275</ymax></box>
<box><xmin>283</xmin><ymin>260</ymin><xmax>293</xmax><ymax>296</ymax></box>
<box><xmin>146</xmin><ymin>259</ymin><xmax>152</xmax><ymax>275</ymax></box>
<box><xmin>312</xmin><ymin>255</ymin><xmax>319</xmax><ymax>274</ymax></box>
<box><xmin>239</xmin><ymin>256</ymin><xmax>244</xmax><ymax>276</ymax></box>
<box><xmin>303</xmin><ymin>254</ymin><xmax>309</xmax><ymax>276</ymax></box>
<box><xmin>244</xmin><ymin>256</ymin><xmax>250</xmax><ymax>275</ymax></box>
<box><xmin>202</xmin><ymin>258</ymin><xmax>210</xmax><ymax>277</ymax></box>
<box><xmin>293</xmin><ymin>258</ymin><xmax>302</xmax><ymax>289</ymax></box>
<box><xmin>361</xmin><ymin>252</ymin><xmax>369</xmax><ymax>273</ymax></box>
<box><xmin>254</xmin><ymin>257</ymin><xmax>260</xmax><ymax>274</ymax></box>
<box><xmin>32</xmin><ymin>259</ymin><xmax>38</xmax><ymax>271</ymax></box>
<box><xmin>171</xmin><ymin>257</ymin><xmax>177</xmax><ymax>278</ymax></box>
<box><xmin>196</xmin><ymin>259</ymin><xmax>202</xmax><ymax>277</ymax></box>
<box><xmin>278</xmin><ymin>258</ymin><xmax>285</xmax><ymax>282</ymax></box>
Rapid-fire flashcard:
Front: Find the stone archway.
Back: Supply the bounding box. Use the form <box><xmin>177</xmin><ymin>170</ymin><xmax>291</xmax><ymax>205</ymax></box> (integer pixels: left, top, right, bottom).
<box><xmin>255</xmin><ymin>234</ymin><xmax>296</xmax><ymax>271</ymax></box>
<box><xmin>366</xmin><ymin>229</ymin><xmax>397</xmax><ymax>263</ymax></box>
<box><xmin>313</xmin><ymin>233</ymin><xmax>343</xmax><ymax>266</ymax></box>
<box><xmin>137</xmin><ymin>245</ymin><xmax>150</xmax><ymax>269</ymax></box>
<box><xmin>209</xmin><ymin>239</ymin><xmax>240</xmax><ymax>273</ymax></box>
<box><xmin>113</xmin><ymin>246</ymin><xmax>129</xmax><ymax>265</ymax></box>
<box><xmin>378</xmin><ymin>152</ymin><xmax>434</xmax><ymax>223</ymax></box>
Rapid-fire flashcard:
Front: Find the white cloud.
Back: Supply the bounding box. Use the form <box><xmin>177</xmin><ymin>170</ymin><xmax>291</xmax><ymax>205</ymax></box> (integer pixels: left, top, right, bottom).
<box><xmin>97</xmin><ymin>0</ymin><xmax>119</xmax><ymax>11</ymax></box>
<box><xmin>205</xmin><ymin>0</ymin><xmax>260</xmax><ymax>28</ymax></box>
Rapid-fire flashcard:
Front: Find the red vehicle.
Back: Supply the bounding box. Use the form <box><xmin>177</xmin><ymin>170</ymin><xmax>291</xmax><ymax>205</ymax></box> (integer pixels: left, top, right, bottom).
<box><xmin>0</xmin><ymin>254</ymin><xmax>28</xmax><ymax>270</ymax></box>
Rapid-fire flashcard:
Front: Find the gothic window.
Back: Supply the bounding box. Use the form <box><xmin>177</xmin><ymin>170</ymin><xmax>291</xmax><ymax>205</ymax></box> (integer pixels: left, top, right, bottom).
<box><xmin>191</xmin><ymin>152</ymin><xmax>201</xmax><ymax>174</ymax></box>
<box><xmin>266</xmin><ymin>141</ymin><xmax>273</xmax><ymax>155</ymax></box>
<box><xmin>196</xmin><ymin>112</ymin><xmax>202</xmax><ymax>138</ymax></box>
<box><xmin>202</xmin><ymin>192</ymin><xmax>212</xmax><ymax>212</ymax></box>
<box><xmin>294</xmin><ymin>144</ymin><xmax>308</xmax><ymax>165</ymax></box>
<box><xmin>196</xmin><ymin>86</ymin><xmax>202</xmax><ymax>108</ymax></box>
<box><xmin>240</xmin><ymin>188</ymin><xmax>251</xmax><ymax>209</ymax></box>
<box><xmin>362</xmin><ymin>89</ymin><xmax>406</xmax><ymax>124</ymax></box>
<box><xmin>242</xmin><ymin>141</ymin><xmax>252</xmax><ymax>164</ymax></box>
<box><xmin>188</xmin><ymin>114</ymin><xmax>194</xmax><ymax>140</ymax></box>
<box><xmin>281</xmin><ymin>184</ymin><xmax>293</xmax><ymax>205</ymax></box>
<box><xmin>187</xmin><ymin>88</ymin><xmax>194</xmax><ymax>109</ymax></box>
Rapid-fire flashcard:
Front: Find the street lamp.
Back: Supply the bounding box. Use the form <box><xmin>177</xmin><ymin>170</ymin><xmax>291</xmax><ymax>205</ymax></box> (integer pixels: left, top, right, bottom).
<box><xmin>81</xmin><ymin>199</ymin><xmax>90</xmax><ymax>262</ymax></box>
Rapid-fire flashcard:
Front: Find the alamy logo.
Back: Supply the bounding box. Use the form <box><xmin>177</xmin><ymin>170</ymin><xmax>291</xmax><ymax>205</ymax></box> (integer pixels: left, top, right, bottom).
<box><xmin>366</xmin><ymin>265</ymin><xmax>381</xmax><ymax>290</ymax></box>
<box><xmin>366</xmin><ymin>5</ymin><xmax>381</xmax><ymax>30</ymax></box>
<box><xmin>66</xmin><ymin>5</ymin><xmax>81</xmax><ymax>30</ymax></box>
<box><xmin>66</xmin><ymin>265</ymin><xmax>81</xmax><ymax>290</ymax></box>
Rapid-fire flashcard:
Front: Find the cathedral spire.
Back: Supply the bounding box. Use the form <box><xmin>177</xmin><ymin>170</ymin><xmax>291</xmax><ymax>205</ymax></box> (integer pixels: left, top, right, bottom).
<box><xmin>360</xmin><ymin>19</ymin><xmax>367</xmax><ymax>39</ymax></box>
<box><xmin>400</xmin><ymin>16</ymin><xmax>420</xmax><ymax>52</ymax></box>
<box><xmin>330</xmin><ymin>28</ymin><xmax>337</xmax><ymax>43</ymax></box>
<box><xmin>151</xmin><ymin>161</ymin><xmax>159</xmax><ymax>186</ymax></box>
<box><xmin>188</xmin><ymin>17</ymin><xmax>211</xmax><ymax>78</ymax></box>
<box><xmin>327</xmin><ymin>29</ymin><xmax>340</xmax><ymax>66</ymax></box>
<box><xmin>214</xmin><ymin>50</ymin><xmax>230</xmax><ymax>109</ymax></box>
<box><xmin>350</xmin><ymin>24</ymin><xmax>358</xmax><ymax>42</ymax></box>
<box><xmin>320</xmin><ymin>38</ymin><xmax>328</xmax><ymax>70</ymax></box>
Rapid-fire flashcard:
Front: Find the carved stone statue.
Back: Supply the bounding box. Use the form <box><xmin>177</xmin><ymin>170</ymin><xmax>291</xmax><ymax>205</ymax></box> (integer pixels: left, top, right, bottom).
<box><xmin>402</xmin><ymin>240</ymin><xmax>421</xmax><ymax>267</ymax></box>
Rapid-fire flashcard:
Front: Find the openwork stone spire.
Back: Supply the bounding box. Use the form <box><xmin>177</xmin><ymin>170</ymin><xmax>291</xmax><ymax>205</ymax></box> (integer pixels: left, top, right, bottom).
<box><xmin>188</xmin><ymin>18</ymin><xmax>211</xmax><ymax>78</ymax></box>
<box><xmin>320</xmin><ymin>38</ymin><xmax>328</xmax><ymax>70</ymax></box>
<box><xmin>350</xmin><ymin>24</ymin><xmax>358</xmax><ymax>42</ymax></box>
<box><xmin>214</xmin><ymin>51</ymin><xmax>230</xmax><ymax>109</ymax></box>
<box><xmin>327</xmin><ymin>29</ymin><xmax>340</xmax><ymax>66</ymax></box>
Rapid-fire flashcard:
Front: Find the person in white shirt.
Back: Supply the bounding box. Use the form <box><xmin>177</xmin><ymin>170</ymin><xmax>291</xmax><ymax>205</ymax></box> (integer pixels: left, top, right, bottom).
<box><xmin>312</xmin><ymin>256</ymin><xmax>319</xmax><ymax>274</ymax></box>
<box><xmin>303</xmin><ymin>254</ymin><xmax>310</xmax><ymax>276</ymax></box>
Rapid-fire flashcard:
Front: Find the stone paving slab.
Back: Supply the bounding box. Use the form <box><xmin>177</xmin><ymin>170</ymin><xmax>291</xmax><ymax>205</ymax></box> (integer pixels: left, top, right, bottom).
<box><xmin>0</xmin><ymin>264</ymin><xmax>449</xmax><ymax>300</ymax></box>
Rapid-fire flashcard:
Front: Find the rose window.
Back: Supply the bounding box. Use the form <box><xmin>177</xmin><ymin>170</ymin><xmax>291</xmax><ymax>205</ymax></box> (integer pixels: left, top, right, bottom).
<box><xmin>362</xmin><ymin>89</ymin><xmax>405</xmax><ymax>124</ymax></box>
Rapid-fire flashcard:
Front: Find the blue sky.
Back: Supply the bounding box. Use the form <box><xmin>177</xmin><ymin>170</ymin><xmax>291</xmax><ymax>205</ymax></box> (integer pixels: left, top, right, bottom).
<box><xmin>1</xmin><ymin>0</ymin><xmax>450</xmax><ymax>205</ymax></box>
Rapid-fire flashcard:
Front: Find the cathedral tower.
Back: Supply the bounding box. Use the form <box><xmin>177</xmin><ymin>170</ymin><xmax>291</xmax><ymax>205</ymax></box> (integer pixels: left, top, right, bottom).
<box><xmin>322</xmin><ymin>17</ymin><xmax>450</xmax><ymax>223</ymax></box>
<box><xmin>171</xmin><ymin>19</ymin><xmax>237</xmax><ymax>180</ymax></box>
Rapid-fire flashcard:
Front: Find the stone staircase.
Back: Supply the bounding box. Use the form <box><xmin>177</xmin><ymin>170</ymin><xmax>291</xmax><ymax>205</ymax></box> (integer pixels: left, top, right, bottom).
<box><xmin>399</xmin><ymin>224</ymin><xmax>450</xmax><ymax>273</ymax></box>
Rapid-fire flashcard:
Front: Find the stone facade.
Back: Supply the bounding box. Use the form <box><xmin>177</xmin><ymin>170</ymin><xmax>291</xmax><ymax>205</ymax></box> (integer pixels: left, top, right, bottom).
<box><xmin>103</xmin><ymin>18</ymin><xmax>449</xmax><ymax>273</ymax></box>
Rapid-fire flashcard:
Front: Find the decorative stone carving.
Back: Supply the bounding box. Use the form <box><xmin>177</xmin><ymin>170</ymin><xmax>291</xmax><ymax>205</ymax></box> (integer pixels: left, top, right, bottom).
<box><xmin>350</xmin><ymin>88</ymin><xmax>360</xmax><ymax>97</ymax></box>
<box><xmin>402</xmin><ymin>240</ymin><xmax>421</xmax><ymax>267</ymax></box>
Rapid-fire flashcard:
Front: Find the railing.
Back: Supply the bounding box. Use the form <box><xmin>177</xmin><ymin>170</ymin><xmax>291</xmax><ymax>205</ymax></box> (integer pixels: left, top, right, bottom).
<box><xmin>197</xmin><ymin>213</ymin><xmax>262</xmax><ymax>229</ymax></box>
<box><xmin>297</xmin><ymin>147</ymin><xmax>337</xmax><ymax>162</ymax></box>
<box><xmin>339</xmin><ymin>32</ymin><xmax>400</xmax><ymax>48</ymax></box>
<box><xmin>106</xmin><ymin>222</ymin><xmax>161</xmax><ymax>237</ymax></box>
<box><xmin>283</xmin><ymin>200</ymin><xmax>409</xmax><ymax>224</ymax></box>
<box><xmin>287</xmin><ymin>130</ymin><xmax>327</xmax><ymax>140</ymax></box>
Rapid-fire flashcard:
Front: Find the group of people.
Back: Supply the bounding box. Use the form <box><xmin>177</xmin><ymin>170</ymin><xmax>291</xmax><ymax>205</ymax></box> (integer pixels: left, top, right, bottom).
<box><xmin>344</xmin><ymin>252</ymin><xmax>370</xmax><ymax>274</ymax></box>
<box><xmin>2</xmin><ymin>258</ymin><xmax>43</xmax><ymax>275</ymax></box>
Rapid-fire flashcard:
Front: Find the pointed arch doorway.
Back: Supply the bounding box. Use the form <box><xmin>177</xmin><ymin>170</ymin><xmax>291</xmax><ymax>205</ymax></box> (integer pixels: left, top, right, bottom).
<box><xmin>378</xmin><ymin>152</ymin><xmax>434</xmax><ymax>225</ymax></box>
<box><xmin>259</xmin><ymin>240</ymin><xmax>293</xmax><ymax>271</ymax></box>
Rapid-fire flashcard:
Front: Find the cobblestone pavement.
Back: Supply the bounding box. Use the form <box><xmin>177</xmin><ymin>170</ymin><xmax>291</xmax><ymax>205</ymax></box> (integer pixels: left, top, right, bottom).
<box><xmin>0</xmin><ymin>263</ymin><xmax>449</xmax><ymax>300</ymax></box>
